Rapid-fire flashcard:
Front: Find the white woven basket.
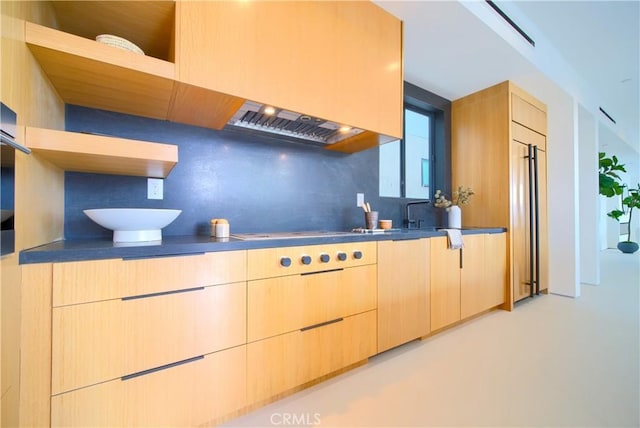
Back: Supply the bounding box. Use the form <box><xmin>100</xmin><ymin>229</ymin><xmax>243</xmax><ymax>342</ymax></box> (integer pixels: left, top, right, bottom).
<box><xmin>96</xmin><ymin>34</ymin><xmax>144</xmax><ymax>55</ymax></box>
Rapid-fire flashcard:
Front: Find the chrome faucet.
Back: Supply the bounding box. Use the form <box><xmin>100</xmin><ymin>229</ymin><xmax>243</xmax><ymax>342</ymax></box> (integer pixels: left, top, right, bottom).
<box><xmin>404</xmin><ymin>200</ymin><xmax>430</xmax><ymax>228</ymax></box>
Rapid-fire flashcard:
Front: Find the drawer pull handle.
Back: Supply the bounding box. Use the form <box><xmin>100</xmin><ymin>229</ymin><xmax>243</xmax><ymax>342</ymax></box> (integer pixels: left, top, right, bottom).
<box><xmin>353</xmin><ymin>251</ymin><xmax>363</xmax><ymax>259</ymax></box>
<box><xmin>301</xmin><ymin>255</ymin><xmax>312</xmax><ymax>265</ymax></box>
<box><xmin>122</xmin><ymin>286</ymin><xmax>205</xmax><ymax>301</ymax></box>
<box><xmin>337</xmin><ymin>252</ymin><xmax>347</xmax><ymax>261</ymax></box>
<box><xmin>300</xmin><ymin>317</ymin><xmax>344</xmax><ymax>332</ymax></box>
<box><xmin>121</xmin><ymin>355</ymin><xmax>204</xmax><ymax>381</ymax></box>
<box><xmin>319</xmin><ymin>253</ymin><xmax>330</xmax><ymax>263</ymax></box>
<box><xmin>300</xmin><ymin>268</ymin><xmax>344</xmax><ymax>276</ymax></box>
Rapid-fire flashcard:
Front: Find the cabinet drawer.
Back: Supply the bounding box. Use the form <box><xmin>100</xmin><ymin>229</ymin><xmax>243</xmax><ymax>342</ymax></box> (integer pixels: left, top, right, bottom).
<box><xmin>247</xmin><ymin>241</ymin><xmax>376</xmax><ymax>280</ymax></box>
<box><xmin>511</xmin><ymin>93</ymin><xmax>547</xmax><ymax>136</ymax></box>
<box><xmin>51</xmin><ymin>345</ymin><xmax>246</xmax><ymax>428</ymax></box>
<box><xmin>247</xmin><ymin>310</ymin><xmax>376</xmax><ymax>404</ymax></box>
<box><xmin>248</xmin><ymin>264</ymin><xmax>376</xmax><ymax>342</ymax></box>
<box><xmin>52</xmin><ymin>282</ymin><xmax>246</xmax><ymax>395</ymax></box>
<box><xmin>53</xmin><ymin>250</ymin><xmax>246</xmax><ymax>306</ymax></box>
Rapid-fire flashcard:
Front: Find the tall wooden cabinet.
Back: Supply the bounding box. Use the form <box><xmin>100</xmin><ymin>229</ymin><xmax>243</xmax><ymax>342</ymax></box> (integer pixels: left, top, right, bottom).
<box><xmin>452</xmin><ymin>81</ymin><xmax>548</xmax><ymax>308</ymax></box>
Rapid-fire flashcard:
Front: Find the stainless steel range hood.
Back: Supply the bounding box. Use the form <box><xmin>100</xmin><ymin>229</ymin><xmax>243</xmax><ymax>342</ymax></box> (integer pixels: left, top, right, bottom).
<box><xmin>226</xmin><ymin>101</ymin><xmax>366</xmax><ymax>146</ymax></box>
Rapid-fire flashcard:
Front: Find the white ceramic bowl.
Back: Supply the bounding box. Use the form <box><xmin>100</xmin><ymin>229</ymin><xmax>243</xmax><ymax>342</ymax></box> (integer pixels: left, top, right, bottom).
<box><xmin>83</xmin><ymin>208</ymin><xmax>181</xmax><ymax>242</ymax></box>
<box><xmin>95</xmin><ymin>34</ymin><xmax>144</xmax><ymax>55</ymax></box>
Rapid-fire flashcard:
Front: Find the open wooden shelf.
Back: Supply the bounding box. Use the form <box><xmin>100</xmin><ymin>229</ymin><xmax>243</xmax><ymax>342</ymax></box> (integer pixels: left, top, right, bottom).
<box><xmin>25</xmin><ymin>127</ymin><xmax>178</xmax><ymax>178</ymax></box>
<box><xmin>50</xmin><ymin>1</ymin><xmax>176</xmax><ymax>62</ymax></box>
<box><xmin>25</xmin><ymin>22</ymin><xmax>176</xmax><ymax>121</ymax></box>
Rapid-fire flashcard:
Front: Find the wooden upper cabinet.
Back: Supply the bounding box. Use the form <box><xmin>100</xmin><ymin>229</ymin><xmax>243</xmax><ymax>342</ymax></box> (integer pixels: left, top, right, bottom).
<box><xmin>511</xmin><ymin>92</ymin><xmax>547</xmax><ymax>136</ymax></box>
<box><xmin>175</xmin><ymin>1</ymin><xmax>403</xmax><ymax>140</ymax></box>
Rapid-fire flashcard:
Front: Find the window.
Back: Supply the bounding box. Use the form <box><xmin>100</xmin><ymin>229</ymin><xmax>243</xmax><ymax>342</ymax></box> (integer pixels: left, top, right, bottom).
<box><xmin>379</xmin><ymin>105</ymin><xmax>434</xmax><ymax>199</ymax></box>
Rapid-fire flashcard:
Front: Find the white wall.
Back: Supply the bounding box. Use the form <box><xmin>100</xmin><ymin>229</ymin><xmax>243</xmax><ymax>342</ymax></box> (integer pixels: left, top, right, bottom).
<box><xmin>599</xmin><ymin>125</ymin><xmax>640</xmax><ymax>248</ymax></box>
<box><xmin>578</xmin><ymin>105</ymin><xmax>599</xmax><ymax>285</ymax></box>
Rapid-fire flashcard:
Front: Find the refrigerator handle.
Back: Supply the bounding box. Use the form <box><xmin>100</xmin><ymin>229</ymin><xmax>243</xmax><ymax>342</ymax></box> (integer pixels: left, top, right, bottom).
<box><xmin>533</xmin><ymin>145</ymin><xmax>540</xmax><ymax>295</ymax></box>
<box><xmin>527</xmin><ymin>144</ymin><xmax>534</xmax><ymax>298</ymax></box>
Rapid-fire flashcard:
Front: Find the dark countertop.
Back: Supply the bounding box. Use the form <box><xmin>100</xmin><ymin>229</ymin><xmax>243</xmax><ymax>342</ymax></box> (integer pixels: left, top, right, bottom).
<box><xmin>19</xmin><ymin>227</ymin><xmax>506</xmax><ymax>264</ymax></box>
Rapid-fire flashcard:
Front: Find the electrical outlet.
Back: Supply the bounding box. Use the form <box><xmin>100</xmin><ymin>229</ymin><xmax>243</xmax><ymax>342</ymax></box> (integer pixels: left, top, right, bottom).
<box><xmin>147</xmin><ymin>178</ymin><xmax>163</xmax><ymax>200</ymax></box>
<box><xmin>356</xmin><ymin>193</ymin><xmax>364</xmax><ymax>207</ymax></box>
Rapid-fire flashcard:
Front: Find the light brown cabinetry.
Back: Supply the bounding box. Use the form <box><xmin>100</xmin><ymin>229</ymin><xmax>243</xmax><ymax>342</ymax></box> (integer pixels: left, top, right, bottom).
<box><xmin>177</xmin><ymin>1</ymin><xmax>403</xmax><ymax>142</ymax></box>
<box><xmin>25</xmin><ymin>127</ymin><xmax>178</xmax><ymax>178</ymax></box>
<box><xmin>377</xmin><ymin>239</ymin><xmax>430</xmax><ymax>353</ymax></box>
<box><xmin>430</xmin><ymin>234</ymin><xmax>506</xmax><ymax>331</ymax></box>
<box><xmin>452</xmin><ymin>81</ymin><xmax>548</xmax><ymax>308</ymax></box>
<box><xmin>50</xmin><ymin>251</ymin><xmax>248</xmax><ymax>427</ymax></box>
<box><xmin>460</xmin><ymin>233</ymin><xmax>507</xmax><ymax>318</ymax></box>
<box><xmin>246</xmin><ymin>242</ymin><xmax>377</xmax><ymax>404</ymax></box>
<box><xmin>25</xmin><ymin>1</ymin><xmax>403</xmax><ymax>153</ymax></box>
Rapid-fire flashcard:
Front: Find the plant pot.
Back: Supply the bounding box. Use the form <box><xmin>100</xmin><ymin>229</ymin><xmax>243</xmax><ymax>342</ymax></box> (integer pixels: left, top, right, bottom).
<box><xmin>617</xmin><ymin>241</ymin><xmax>639</xmax><ymax>254</ymax></box>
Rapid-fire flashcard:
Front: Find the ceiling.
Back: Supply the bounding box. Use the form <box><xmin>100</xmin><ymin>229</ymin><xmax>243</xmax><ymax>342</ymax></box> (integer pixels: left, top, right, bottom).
<box><xmin>376</xmin><ymin>0</ymin><xmax>640</xmax><ymax>155</ymax></box>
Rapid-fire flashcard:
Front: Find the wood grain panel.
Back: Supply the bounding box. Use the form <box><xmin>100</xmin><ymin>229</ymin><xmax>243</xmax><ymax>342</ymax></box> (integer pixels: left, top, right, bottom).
<box><xmin>26</xmin><ymin>22</ymin><xmax>176</xmax><ymax>120</ymax></box>
<box><xmin>176</xmin><ymin>1</ymin><xmax>402</xmax><ymax>138</ymax></box>
<box><xmin>377</xmin><ymin>238</ymin><xmax>430</xmax><ymax>353</ymax></box>
<box><xmin>452</xmin><ymin>81</ymin><xmax>510</xmax><ymax>228</ymax></box>
<box><xmin>18</xmin><ymin>263</ymin><xmax>53</xmax><ymax>428</ymax></box>
<box><xmin>26</xmin><ymin>127</ymin><xmax>178</xmax><ymax>178</ymax></box>
<box><xmin>1</xmin><ymin>254</ymin><xmax>21</xmax><ymax>427</ymax></box>
<box><xmin>485</xmin><ymin>233</ymin><xmax>508</xmax><ymax>307</ymax></box>
<box><xmin>52</xmin><ymin>282</ymin><xmax>246</xmax><ymax>395</ymax></box>
<box><xmin>168</xmin><ymin>82</ymin><xmax>245</xmax><ymax>130</ymax></box>
<box><xmin>247</xmin><ymin>242</ymin><xmax>376</xmax><ymax>280</ymax></box>
<box><xmin>51</xmin><ymin>345</ymin><xmax>246</xmax><ymax>428</ymax></box>
<box><xmin>51</xmin><ymin>1</ymin><xmax>176</xmax><ymax>61</ymax></box>
<box><xmin>511</xmin><ymin>92</ymin><xmax>547</xmax><ymax>136</ymax></box>
<box><xmin>459</xmin><ymin>234</ymin><xmax>485</xmax><ymax>319</ymax></box>
<box><xmin>247</xmin><ymin>265</ymin><xmax>376</xmax><ymax>342</ymax></box>
<box><xmin>430</xmin><ymin>237</ymin><xmax>461</xmax><ymax>331</ymax></box>
<box><xmin>511</xmin><ymin>141</ymin><xmax>532</xmax><ymax>302</ymax></box>
<box><xmin>512</xmin><ymin>121</ymin><xmax>546</xmax><ymax>152</ymax></box>
<box><xmin>537</xmin><ymin>150</ymin><xmax>549</xmax><ymax>293</ymax></box>
<box><xmin>53</xmin><ymin>251</ymin><xmax>246</xmax><ymax>306</ymax></box>
<box><xmin>460</xmin><ymin>234</ymin><xmax>505</xmax><ymax>319</ymax></box>
<box><xmin>247</xmin><ymin>311</ymin><xmax>376</xmax><ymax>404</ymax></box>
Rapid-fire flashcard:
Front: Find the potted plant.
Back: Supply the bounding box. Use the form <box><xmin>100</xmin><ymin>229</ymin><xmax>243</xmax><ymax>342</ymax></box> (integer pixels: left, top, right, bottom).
<box><xmin>434</xmin><ymin>186</ymin><xmax>474</xmax><ymax>229</ymax></box>
<box><xmin>607</xmin><ymin>183</ymin><xmax>640</xmax><ymax>254</ymax></box>
<box><xmin>599</xmin><ymin>152</ymin><xmax>626</xmax><ymax>197</ymax></box>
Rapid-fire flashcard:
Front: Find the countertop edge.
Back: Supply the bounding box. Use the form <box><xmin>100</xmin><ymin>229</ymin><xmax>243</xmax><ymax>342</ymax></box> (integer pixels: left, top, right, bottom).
<box><xmin>19</xmin><ymin>228</ymin><xmax>507</xmax><ymax>264</ymax></box>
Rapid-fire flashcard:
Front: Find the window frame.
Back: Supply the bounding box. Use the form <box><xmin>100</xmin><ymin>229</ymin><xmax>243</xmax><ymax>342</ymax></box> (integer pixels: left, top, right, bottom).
<box><xmin>401</xmin><ymin>103</ymin><xmax>436</xmax><ymax>199</ymax></box>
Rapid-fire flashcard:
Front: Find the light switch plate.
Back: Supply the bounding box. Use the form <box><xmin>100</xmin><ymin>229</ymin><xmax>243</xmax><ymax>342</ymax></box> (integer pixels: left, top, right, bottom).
<box><xmin>147</xmin><ymin>178</ymin><xmax>163</xmax><ymax>200</ymax></box>
<box><xmin>356</xmin><ymin>193</ymin><xmax>364</xmax><ymax>207</ymax></box>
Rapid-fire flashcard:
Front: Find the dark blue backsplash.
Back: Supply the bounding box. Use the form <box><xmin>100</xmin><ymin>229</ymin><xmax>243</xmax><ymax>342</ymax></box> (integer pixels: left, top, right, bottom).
<box><xmin>65</xmin><ymin>105</ymin><xmax>445</xmax><ymax>239</ymax></box>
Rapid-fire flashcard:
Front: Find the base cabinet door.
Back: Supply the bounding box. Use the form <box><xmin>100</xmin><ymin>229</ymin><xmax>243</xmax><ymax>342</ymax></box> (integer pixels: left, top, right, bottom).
<box><xmin>460</xmin><ymin>234</ymin><xmax>506</xmax><ymax>319</ymax></box>
<box><xmin>430</xmin><ymin>237</ymin><xmax>461</xmax><ymax>331</ymax></box>
<box><xmin>377</xmin><ymin>239</ymin><xmax>430</xmax><ymax>353</ymax></box>
<box><xmin>51</xmin><ymin>345</ymin><xmax>247</xmax><ymax>428</ymax></box>
<box><xmin>247</xmin><ymin>311</ymin><xmax>376</xmax><ymax>404</ymax></box>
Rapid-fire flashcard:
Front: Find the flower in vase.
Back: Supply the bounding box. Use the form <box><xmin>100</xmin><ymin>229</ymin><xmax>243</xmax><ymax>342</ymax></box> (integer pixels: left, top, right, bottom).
<box><xmin>434</xmin><ymin>186</ymin><xmax>474</xmax><ymax>209</ymax></box>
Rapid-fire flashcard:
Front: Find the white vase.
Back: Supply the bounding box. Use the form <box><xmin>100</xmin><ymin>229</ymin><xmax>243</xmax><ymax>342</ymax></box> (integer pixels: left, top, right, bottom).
<box><xmin>447</xmin><ymin>205</ymin><xmax>461</xmax><ymax>229</ymax></box>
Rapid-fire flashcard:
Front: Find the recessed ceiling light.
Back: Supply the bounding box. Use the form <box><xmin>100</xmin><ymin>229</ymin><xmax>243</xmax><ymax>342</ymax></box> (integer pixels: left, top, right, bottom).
<box><xmin>264</xmin><ymin>106</ymin><xmax>276</xmax><ymax>115</ymax></box>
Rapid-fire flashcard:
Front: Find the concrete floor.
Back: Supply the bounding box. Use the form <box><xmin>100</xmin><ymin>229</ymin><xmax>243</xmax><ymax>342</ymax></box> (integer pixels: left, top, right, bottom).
<box><xmin>224</xmin><ymin>249</ymin><xmax>639</xmax><ymax>427</ymax></box>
